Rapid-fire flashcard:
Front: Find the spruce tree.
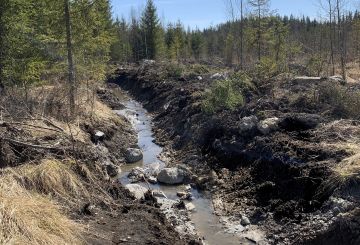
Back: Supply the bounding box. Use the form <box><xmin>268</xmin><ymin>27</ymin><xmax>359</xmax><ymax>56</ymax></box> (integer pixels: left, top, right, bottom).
<box><xmin>141</xmin><ymin>0</ymin><xmax>162</xmax><ymax>60</ymax></box>
<box><xmin>248</xmin><ymin>0</ymin><xmax>270</xmax><ymax>61</ymax></box>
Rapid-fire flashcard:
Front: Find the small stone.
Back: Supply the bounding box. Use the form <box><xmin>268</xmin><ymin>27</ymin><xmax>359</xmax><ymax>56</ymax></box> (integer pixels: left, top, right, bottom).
<box><xmin>177</xmin><ymin>191</ymin><xmax>187</xmax><ymax>198</ymax></box>
<box><xmin>241</xmin><ymin>216</ymin><xmax>251</xmax><ymax>226</ymax></box>
<box><xmin>257</xmin><ymin>117</ymin><xmax>280</xmax><ymax>135</ymax></box>
<box><xmin>186</xmin><ymin>203</ymin><xmax>196</xmax><ymax>212</ymax></box>
<box><xmin>239</xmin><ymin>116</ymin><xmax>258</xmax><ymax>134</ymax></box>
<box><xmin>184</xmin><ymin>185</ymin><xmax>192</xmax><ymax>191</ymax></box>
<box><xmin>333</xmin><ymin>207</ymin><xmax>341</xmax><ymax>216</ymax></box>
<box><xmin>147</xmin><ymin>176</ymin><xmax>157</xmax><ymax>184</ymax></box>
<box><xmin>211</xmin><ymin>73</ymin><xmax>227</xmax><ymax>80</ymax></box>
<box><xmin>125</xmin><ymin>184</ymin><xmax>147</xmax><ymax>200</ymax></box>
<box><xmin>152</xmin><ymin>190</ymin><xmax>167</xmax><ymax>199</ymax></box>
<box><xmin>94</xmin><ymin>131</ymin><xmax>105</xmax><ymax>143</ymax></box>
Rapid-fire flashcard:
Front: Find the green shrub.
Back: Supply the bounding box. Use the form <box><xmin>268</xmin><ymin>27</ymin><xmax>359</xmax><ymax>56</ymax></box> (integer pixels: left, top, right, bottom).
<box><xmin>202</xmin><ymin>78</ymin><xmax>245</xmax><ymax>114</ymax></box>
<box><xmin>231</xmin><ymin>72</ymin><xmax>257</xmax><ymax>91</ymax></box>
<box><xmin>254</xmin><ymin>57</ymin><xmax>278</xmax><ymax>80</ymax></box>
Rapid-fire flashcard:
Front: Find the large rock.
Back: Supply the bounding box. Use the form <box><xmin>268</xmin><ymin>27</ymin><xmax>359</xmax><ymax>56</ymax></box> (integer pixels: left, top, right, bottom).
<box><xmin>185</xmin><ymin>203</ymin><xmax>196</xmax><ymax>212</ymax></box>
<box><xmin>257</xmin><ymin>117</ymin><xmax>280</xmax><ymax>135</ymax></box>
<box><xmin>157</xmin><ymin>167</ymin><xmax>185</xmax><ymax>185</ymax></box>
<box><xmin>239</xmin><ymin>116</ymin><xmax>259</xmax><ymax>134</ymax></box>
<box><xmin>125</xmin><ymin>184</ymin><xmax>147</xmax><ymax>200</ymax></box>
<box><xmin>125</xmin><ymin>148</ymin><xmax>143</xmax><ymax>163</ymax></box>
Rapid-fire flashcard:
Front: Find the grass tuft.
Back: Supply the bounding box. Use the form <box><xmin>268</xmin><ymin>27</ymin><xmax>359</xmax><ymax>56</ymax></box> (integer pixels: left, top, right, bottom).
<box><xmin>0</xmin><ymin>176</ymin><xmax>83</xmax><ymax>244</ymax></box>
<box><xmin>12</xmin><ymin>159</ymin><xmax>90</xmax><ymax>203</ymax></box>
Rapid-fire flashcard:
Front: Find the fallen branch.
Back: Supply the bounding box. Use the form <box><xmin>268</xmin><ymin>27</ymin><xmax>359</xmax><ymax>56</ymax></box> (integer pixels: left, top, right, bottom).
<box><xmin>5</xmin><ymin>122</ymin><xmax>64</xmax><ymax>133</ymax></box>
<box><xmin>42</xmin><ymin>117</ymin><xmax>65</xmax><ymax>132</ymax></box>
<box><xmin>1</xmin><ymin>137</ymin><xmax>63</xmax><ymax>151</ymax></box>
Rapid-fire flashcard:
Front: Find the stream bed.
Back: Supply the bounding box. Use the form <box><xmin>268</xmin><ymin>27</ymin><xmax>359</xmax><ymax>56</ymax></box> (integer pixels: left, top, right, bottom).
<box><xmin>115</xmin><ymin>91</ymin><xmax>246</xmax><ymax>245</ymax></box>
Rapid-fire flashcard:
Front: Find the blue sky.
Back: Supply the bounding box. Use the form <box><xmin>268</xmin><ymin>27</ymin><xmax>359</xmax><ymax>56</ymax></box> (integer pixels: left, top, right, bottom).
<box><xmin>111</xmin><ymin>0</ymin><xmax>356</xmax><ymax>29</ymax></box>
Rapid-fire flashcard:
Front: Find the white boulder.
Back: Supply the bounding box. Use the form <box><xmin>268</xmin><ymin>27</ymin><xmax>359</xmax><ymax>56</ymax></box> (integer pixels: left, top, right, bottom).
<box><xmin>157</xmin><ymin>167</ymin><xmax>185</xmax><ymax>185</ymax></box>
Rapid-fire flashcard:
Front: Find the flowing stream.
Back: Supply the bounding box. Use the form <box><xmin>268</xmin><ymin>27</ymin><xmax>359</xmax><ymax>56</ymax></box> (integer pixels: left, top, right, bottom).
<box><xmin>115</xmin><ymin>91</ymin><xmax>243</xmax><ymax>245</ymax></box>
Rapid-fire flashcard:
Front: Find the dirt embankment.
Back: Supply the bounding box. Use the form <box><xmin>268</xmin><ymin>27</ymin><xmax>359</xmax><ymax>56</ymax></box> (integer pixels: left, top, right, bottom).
<box><xmin>0</xmin><ymin>85</ymin><xmax>194</xmax><ymax>244</ymax></box>
<box><xmin>109</xmin><ymin>63</ymin><xmax>360</xmax><ymax>244</ymax></box>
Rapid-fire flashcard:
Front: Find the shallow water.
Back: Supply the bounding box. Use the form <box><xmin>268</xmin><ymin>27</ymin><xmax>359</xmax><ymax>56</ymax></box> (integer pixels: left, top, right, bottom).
<box><xmin>115</xmin><ymin>92</ymin><xmax>242</xmax><ymax>245</ymax></box>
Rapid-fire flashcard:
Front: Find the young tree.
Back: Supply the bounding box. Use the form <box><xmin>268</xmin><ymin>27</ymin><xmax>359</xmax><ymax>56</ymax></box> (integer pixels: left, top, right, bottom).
<box><xmin>248</xmin><ymin>0</ymin><xmax>270</xmax><ymax>61</ymax></box>
<box><xmin>191</xmin><ymin>31</ymin><xmax>203</xmax><ymax>60</ymax></box>
<box><xmin>167</xmin><ymin>22</ymin><xmax>185</xmax><ymax>61</ymax></box>
<box><xmin>225</xmin><ymin>33</ymin><xmax>235</xmax><ymax>65</ymax></box>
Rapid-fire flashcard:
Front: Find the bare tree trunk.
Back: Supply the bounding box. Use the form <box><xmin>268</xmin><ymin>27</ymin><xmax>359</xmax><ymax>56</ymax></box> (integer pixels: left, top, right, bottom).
<box><xmin>319</xmin><ymin>25</ymin><xmax>324</xmax><ymax>76</ymax></box>
<box><xmin>328</xmin><ymin>0</ymin><xmax>335</xmax><ymax>76</ymax></box>
<box><xmin>336</xmin><ymin>0</ymin><xmax>346</xmax><ymax>80</ymax></box>
<box><xmin>64</xmin><ymin>0</ymin><xmax>76</xmax><ymax>117</ymax></box>
<box><xmin>240</xmin><ymin>0</ymin><xmax>244</xmax><ymax>69</ymax></box>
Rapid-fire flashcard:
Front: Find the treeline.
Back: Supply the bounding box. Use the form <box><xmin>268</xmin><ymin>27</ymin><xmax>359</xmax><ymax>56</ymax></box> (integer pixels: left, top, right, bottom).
<box><xmin>1</xmin><ymin>0</ymin><xmax>359</xmax><ymax>91</ymax></box>
<box><xmin>0</xmin><ymin>0</ymin><xmax>113</xmax><ymax>89</ymax></box>
<box><xmin>112</xmin><ymin>0</ymin><xmax>360</xmax><ymax>79</ymax></box>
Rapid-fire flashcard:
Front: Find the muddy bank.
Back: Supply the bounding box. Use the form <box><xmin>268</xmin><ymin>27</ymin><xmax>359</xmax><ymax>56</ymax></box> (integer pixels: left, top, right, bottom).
<box><xmin>0</xmin><ymin>84</ymin><xmax>196</xmax><ymax>244</ymax></box>
<box><xmin>108</xmin><ymin>63</ymin><xmax>360</xmax><ymax>244</ymax></box>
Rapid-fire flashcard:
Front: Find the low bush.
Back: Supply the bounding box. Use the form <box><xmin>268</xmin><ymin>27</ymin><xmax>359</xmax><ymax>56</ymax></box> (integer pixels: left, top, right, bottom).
<box><xmin>202</xmin><ymin>78</ymin><xmax>245</xmax><ymax>113</ymax></box>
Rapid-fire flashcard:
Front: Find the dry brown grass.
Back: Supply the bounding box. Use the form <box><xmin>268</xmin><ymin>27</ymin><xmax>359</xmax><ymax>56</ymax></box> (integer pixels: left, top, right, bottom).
<box><xmin>318</xmin><ymin>120</ymin><xmax>360</xmax><ymax>155</ymax></box>
<box><xmin>0</xmin><ymin>175</ymin><xmax>84</xmax><ymax>245</ymax></box>
<box><xmin>313</xmin><ymin>120</ymin><xmax>360</xmax><ymax>196</ymax></box>
<box><xmin>10</xmin><ymin>159</ymin><xmax>90</xmax><ymax>204</ymax></box>
<box><xmin>334</xmin><ymin>154</ymin><xmax>360</xmax><ymax>181</ymax></box>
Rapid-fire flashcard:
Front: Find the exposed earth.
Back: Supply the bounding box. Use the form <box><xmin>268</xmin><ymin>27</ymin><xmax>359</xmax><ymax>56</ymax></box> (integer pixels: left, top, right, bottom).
<box><xmin>2</xmin><ymin>61</ymin><xmax>360</xmax><ymax>244</ymax></box>
<box><xmin>105</xmin><ymin>62</ymin><xmax>360</xmax><ymax>245</ymax></box>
